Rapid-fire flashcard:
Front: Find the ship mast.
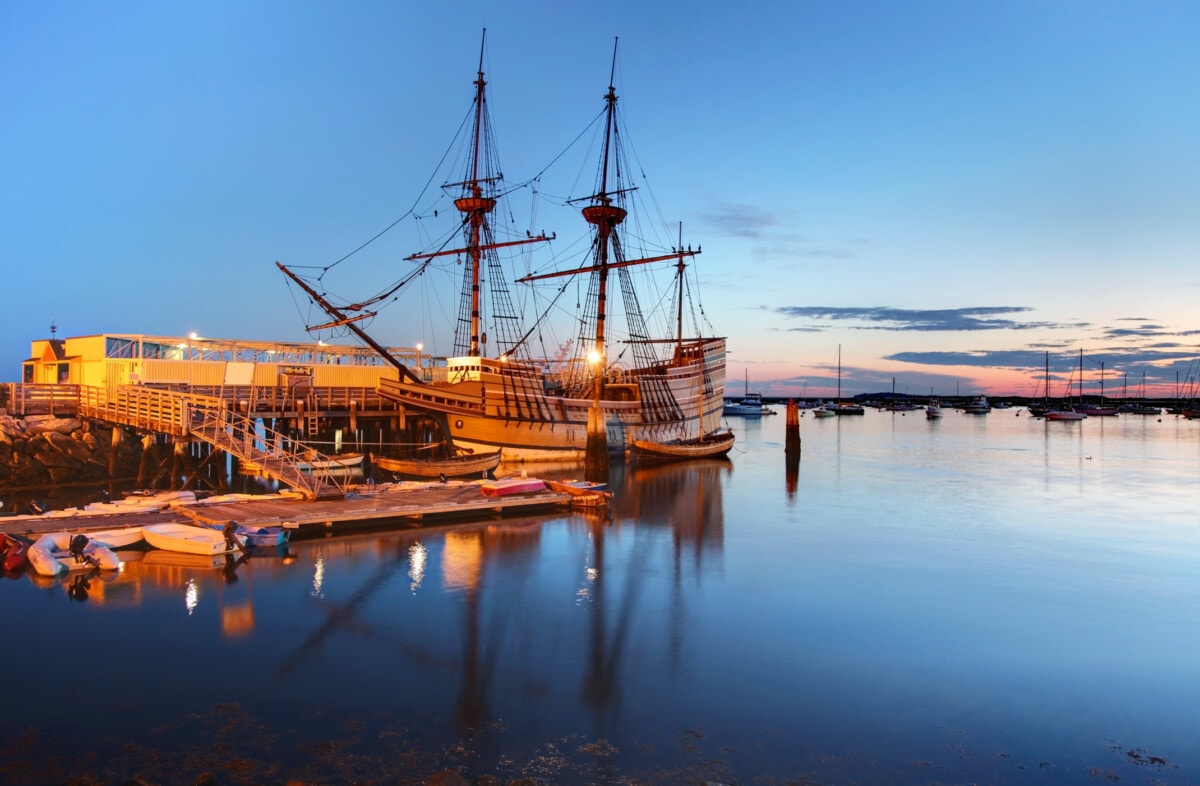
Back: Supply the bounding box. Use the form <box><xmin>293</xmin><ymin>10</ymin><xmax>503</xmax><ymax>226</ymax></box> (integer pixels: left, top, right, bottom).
<box><xmin>405</xmin><ymin>29</ymin><xmax>550</xmax><ymax>359</ymax></box>
<box><xmin>515</xmin><ymin>39</ymin><xmax>699</xmax><ymax>375</ymax></box>
<box><xmin>581</xmin><ymin>43</ymin><xmax>625</xmax><ymax>365</ymax></box>
<box><xmin>460</xmin><ymin>32</ymin><xmax>493</xmax><ymax>358</ymax></box>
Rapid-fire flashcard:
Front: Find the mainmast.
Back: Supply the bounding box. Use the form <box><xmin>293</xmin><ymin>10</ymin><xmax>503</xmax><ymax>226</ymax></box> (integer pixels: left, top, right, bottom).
<box><xmin>580</xmin><ymin>42</ymin><xmax>626</xmax><ymax>363</ymax></box>
<box><xmin>515</xmin><ymin>39</ymin><xmax>699</xmax><ymax>377</ymax></box>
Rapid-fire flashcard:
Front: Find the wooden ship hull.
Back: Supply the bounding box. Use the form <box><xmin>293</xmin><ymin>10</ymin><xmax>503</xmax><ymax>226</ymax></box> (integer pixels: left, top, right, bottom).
<box><xmin>377</xmin><ymin>339</ymin><xmax>727</xmax><ymax>462</ymax></box>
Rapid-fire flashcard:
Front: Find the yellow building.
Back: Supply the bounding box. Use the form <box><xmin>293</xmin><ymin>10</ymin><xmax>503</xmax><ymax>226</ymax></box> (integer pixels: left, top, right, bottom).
<box><xmin>22</xmin><ymin>333</ymin><xmax>427</xmax><ymax>391</ymax></box>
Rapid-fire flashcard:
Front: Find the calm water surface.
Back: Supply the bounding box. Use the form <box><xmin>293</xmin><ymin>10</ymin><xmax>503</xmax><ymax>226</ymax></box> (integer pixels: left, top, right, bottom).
<box><xmin>2</xmin><ymin>408</ymin><xmax>1198</xmax><ymax>784</ymax></box>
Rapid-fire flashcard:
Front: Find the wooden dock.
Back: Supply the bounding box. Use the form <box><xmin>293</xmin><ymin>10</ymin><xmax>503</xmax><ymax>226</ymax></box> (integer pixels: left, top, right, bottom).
<box><xmin>0</xmin><ymin>482</ymin><xmax>574</xmax><ymax>540</ymax></box>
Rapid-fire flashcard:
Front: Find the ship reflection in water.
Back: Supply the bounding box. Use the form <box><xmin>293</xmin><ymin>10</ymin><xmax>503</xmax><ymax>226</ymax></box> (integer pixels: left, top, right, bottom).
<box><xmin>5</xmin><ymin>409</ymin><xmax>1200</xmax><ymax>784</ymax></box>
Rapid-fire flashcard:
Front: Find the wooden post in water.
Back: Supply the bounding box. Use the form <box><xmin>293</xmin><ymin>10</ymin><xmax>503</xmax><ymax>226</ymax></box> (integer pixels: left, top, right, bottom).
<box><xmin>585</xmin><ymin>404</ymin><xmax>609</xmax><ymax>482</ymax></box>
<box><xmin>785</xmin><ymin>399</ymin><xmax>801</xmax><ymax>499</ymax></box>
<box><xmin>785</xmin><ymin>399</ymin><xmax>801</xmax><ymax>454</ymax></box>
<box><xmin>585</xmin><ymin>352</ymin><xmax>608</xmax><ymax>482</ymax></box>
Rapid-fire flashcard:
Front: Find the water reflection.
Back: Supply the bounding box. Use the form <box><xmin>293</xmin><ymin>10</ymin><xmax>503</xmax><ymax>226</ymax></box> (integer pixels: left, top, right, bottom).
<box><xmin>5</xmin><ymin>412</ymin><xmax>1200</xmax><ymax>784</ymax></box>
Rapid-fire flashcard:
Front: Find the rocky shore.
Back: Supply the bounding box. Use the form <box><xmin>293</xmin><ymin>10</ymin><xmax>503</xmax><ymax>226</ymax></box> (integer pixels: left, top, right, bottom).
<box><xmin>0</xmin><ymin>413</ymin><xmax>142</xmax><ymax>488</ymax></box>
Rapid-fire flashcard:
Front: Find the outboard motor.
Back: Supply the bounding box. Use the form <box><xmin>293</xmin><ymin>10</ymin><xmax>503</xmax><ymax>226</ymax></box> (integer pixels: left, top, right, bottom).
<box><xmin>68</xmin><ymin>534</ymin><xmax>99</xmax><ymax>567</ymax></box>
<box><xmin>222</xmin><ymin>521</ymin><xmax>242</xmax><ymax>552</ymax></box>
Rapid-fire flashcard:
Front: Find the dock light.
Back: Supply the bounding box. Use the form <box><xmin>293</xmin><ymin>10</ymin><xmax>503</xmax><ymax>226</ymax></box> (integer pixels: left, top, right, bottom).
<box><xmin>189</xmin><ymin>332</ymin><xmax>199</xmax><ymax>340</ymax></box>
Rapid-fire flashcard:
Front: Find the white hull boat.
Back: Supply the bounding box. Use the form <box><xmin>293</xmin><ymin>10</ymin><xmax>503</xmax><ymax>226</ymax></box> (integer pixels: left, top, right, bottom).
<box><xmin>144</xmin><ymin>523</ymin><xmax>244</xmax><ymax>556</ymax></box>
<box><xmin>27</xmin><ymin>532</ymin><xmax>121</xmax><ymax>577</ymax></box>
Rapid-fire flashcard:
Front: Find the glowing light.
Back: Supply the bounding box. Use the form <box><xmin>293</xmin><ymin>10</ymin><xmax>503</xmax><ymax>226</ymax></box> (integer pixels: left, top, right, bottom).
<box><xmin>408</xmin><ymin>541</ymin><xmax>427</xmax><ymax>592</ymax></box>
<box><xmin>311</xmin><ymin>553</ymin><xmax>325</xmax><ymax>597</ymax></box>
<box><xmin>185</xmin><ymin>579</ymin><xmax>199</xmax><ymax>614</ymax></box>
<box><xmin>588</xmin><ymin>349</ymin><xmax>602</xmax><ymax>366</ymax></box>
<box><xmin>189</xmin><ymin>331</ymin><xmax>199</xmax><ymax>340</ymax></box>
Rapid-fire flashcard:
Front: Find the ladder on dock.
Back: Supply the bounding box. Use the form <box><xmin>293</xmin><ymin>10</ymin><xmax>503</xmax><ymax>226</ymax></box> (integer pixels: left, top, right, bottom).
<box><xmin>77</xmin><ymin>385</ymin><xmax>347</xmax><ymax>500</ymax></box>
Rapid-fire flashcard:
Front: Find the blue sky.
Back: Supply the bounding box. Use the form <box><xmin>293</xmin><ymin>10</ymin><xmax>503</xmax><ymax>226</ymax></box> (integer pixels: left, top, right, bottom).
<box><xmin>3</xmin><ymin>1</ymin><xmax>1198</xmax><ymax>399</ymax></box>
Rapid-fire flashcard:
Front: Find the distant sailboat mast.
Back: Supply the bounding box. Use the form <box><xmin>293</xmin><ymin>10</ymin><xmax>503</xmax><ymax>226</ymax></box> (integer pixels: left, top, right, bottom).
<box><xmin>837</xmin><ymin>344</ymin><xmax>842</xmax><ymax>402</ymax></box>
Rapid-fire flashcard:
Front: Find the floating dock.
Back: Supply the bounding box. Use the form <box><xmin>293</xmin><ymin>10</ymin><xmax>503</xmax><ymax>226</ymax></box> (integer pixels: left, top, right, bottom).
<box><xmin>0</xmin><ymin>482</ymin><xmax>574</xmax><ymax>541</ymax></box>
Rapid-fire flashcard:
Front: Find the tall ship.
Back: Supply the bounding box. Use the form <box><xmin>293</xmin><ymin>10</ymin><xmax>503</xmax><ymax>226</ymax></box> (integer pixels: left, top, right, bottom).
<box><xmin>280</xmin><ymin>36</ymin><xmax>727</xmax><ymax>462</ymax></box>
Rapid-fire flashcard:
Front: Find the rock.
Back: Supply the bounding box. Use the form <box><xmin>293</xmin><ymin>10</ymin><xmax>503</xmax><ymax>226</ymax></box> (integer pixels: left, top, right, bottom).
<box><xmin>0</xmin><ymin>416</ymin><xmax>144</xmax><ymax>489</ymax></box>
<box><xmin>424</xmin><ymin>771</ymin><xmax>469</xmax><ymax>786</ymax></box>
<box><xmin>23</xmin><ymin>415</ymin><xmax>82</xmax><ymax>436</ymax></box>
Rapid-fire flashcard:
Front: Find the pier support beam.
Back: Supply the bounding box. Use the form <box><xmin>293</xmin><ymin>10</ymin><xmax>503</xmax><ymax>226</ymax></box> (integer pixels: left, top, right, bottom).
<box><xmin>109</xmin><ymin>425</ymin><xmax>121</xmax><ymax>478</ymax></box>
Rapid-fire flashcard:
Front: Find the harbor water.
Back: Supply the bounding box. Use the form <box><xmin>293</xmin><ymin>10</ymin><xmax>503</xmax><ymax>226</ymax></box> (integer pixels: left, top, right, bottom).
<box><xmin>2</xmin><ymin>407</ymin><xmax>1199</xmax><ymax>784</ymax></box>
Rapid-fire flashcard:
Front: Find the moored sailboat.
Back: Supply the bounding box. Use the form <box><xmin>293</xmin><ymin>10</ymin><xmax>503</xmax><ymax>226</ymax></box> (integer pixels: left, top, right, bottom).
<box><xmin>832</xmin><ymin>346</ymin><xmax>864</xmax><ymax>415</ymax></box>
<box><xmin>280</xmin><ymin>36</ymin><xmax>726</xmax><ymax>462</ymax></box>
<box><xmin>1045</xmin><ymin>351</ymin><xmax>1086</xmax><ymax>421</ymax></box>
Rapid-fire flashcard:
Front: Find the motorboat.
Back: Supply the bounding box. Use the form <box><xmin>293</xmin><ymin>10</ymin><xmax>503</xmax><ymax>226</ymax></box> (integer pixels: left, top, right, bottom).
<box><xmin>1045</xmin><ymin>408</ymin><xmax>1086</xmax><ymax>421</ymax></box>
<box><xmin>963</xmin><ymin>396</ymin><xmax>991</xmax><ymax>414</ymax></box>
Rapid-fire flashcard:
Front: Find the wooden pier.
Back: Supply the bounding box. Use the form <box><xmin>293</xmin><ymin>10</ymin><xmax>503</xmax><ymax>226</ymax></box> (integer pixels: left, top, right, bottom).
<box><xmin>0</xmin><ymin>482</ymin><xmax>574</xmax><ymax>541</ymax></box>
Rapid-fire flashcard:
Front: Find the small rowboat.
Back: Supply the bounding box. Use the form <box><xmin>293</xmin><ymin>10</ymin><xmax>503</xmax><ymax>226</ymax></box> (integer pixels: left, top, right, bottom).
<box><xmin>480</xmin><ymin>478</ymin><xmax>546</xmax><ymax>497</ymax></box>
<box><xmin>82</xmin><ymin>526</ymin><xmax>145</xmax><ymax>549</ymax></box>
<box><xmin>27</xmin><ymin>533</ymin><xmax>121</xmax><ymax>577</ymax></box>
<box><xmin>543</xmin><ymin>479</ymin><xmax>612</xmax><ymax>508</ymax></box>
<box><xmin>194</xmin><ymin>521</ymin><xmax>292</xmax><ymax>548</ymax></box>
<box><xmin>144</xmin><ymin>523</ymin><xmax>245</xmax><ymax>556</ymax></box>
<box><xmin>372</xmin><ymin>449</ymin><xmax>502</xmax><ymax>479</ymax></box>
<box><xmin>297</xmin><ymin>453</ymin><xmax>365</xmax><ymax>479</ymax></box>
<box><xmin>630</xmin><ymin>429</ymin><xmax>735</xmax><ymax>461</ymax></box>
<box><xmin>235</xmin><ymin>523</ymin><xmax>292</xmax><ymax>548</ymax></box>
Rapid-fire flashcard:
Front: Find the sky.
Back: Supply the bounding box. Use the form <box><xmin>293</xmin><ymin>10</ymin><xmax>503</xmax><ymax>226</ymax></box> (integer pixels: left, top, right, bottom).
<box><xmin>3</xmin><ymin>0</ymin><xmax>1198</xmax><ymax>400</ymax></box>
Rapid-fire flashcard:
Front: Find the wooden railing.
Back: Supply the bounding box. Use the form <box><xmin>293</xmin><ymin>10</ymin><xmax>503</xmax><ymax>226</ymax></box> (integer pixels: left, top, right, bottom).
<box><xmin>78</xmin><ymin>385</ymin><xmax>199</xmax><ymax>436</ymax></box>
<box><xmin>143</xmin><ymin>384</ymin><xmax>399</xmax><ymax>414</ymax></box>
<box><xmin>2</xmin><ymin>383</ymin><xmax>81</xmax><ymax>416</ymax></box>
<box><xmin>76</xmin><ymin>385</ymin><xmax>346</xmax><ymax>500</ymax></box>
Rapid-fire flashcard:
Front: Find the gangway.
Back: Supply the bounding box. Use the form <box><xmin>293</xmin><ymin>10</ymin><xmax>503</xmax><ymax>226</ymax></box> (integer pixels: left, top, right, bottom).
<box><xmin>77</xmin><ymin>385</ymin><xmax>347</xmax><ymax>500</ymax></box>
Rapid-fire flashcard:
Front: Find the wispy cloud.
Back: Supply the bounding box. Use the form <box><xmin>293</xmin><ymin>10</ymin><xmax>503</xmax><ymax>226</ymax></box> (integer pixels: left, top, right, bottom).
<box><xmin>886</xmin><ymin>347</ymin><xmax>1200</xmax><ymax>371</ymax></box>
<box><xmin>775</xmin><ymin>305</ymin><xmax>1074</xmax><ymax>332</ymax></box>
<box><xmin>698</xmin><ymin>201</ymin><xmax>779</xmax><ymax>240</ymax></box>
<box><xmin>698</xmin><ymin>201</ymin><xmax>864</xmax><ymax>260</ymax></box>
